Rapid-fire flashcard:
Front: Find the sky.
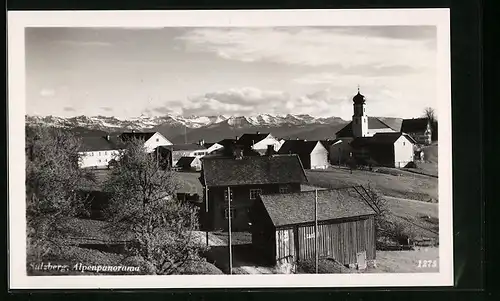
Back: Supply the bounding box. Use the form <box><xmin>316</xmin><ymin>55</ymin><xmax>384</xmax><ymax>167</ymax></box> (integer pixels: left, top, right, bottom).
<box><xmin>25</xmin><ymin>26</ymin><xmax>437</xmax><ymax>120</ymax></box>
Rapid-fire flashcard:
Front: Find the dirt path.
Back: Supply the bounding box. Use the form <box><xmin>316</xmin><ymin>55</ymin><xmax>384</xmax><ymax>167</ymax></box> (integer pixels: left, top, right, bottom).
<box><xmin>192</xmin><ymin>231</ymin><xmax>275</xmax><ymax>274</ymax></box>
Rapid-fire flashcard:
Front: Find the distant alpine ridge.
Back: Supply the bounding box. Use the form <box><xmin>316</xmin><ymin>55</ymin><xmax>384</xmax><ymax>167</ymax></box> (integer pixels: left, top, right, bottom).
<box><xmin>25</xmin><ymin>113</ymin><xmax>349</xmax><ymax>143</ymax></box>
<box><xmin>25</xmin><ymin>113</ymin><xmax>346</xmax><ymax>130</ymax></box>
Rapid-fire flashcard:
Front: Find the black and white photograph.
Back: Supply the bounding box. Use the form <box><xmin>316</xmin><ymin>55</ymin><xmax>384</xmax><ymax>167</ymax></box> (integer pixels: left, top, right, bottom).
<box><xmin>8</xmin><ymin>9</ymin><xmax>453</xmax><ymax>288</ymax></box>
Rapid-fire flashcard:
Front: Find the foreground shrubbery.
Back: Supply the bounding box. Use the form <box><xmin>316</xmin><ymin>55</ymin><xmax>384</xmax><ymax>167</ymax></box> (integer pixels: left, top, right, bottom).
<box><xmin>26</xmin><ymin>126</ymin><xmax>207</xmax><ymax>275</ymax></box>
<box><xmin>296</xmin><ymin>258</ymin><xmax>349</xmax><ymax>274</ymax></box>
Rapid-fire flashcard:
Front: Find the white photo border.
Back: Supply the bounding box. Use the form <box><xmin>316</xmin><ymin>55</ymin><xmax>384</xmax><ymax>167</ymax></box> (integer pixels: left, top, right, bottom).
<box><xmin>8</xmin><ymin>9</ymin><xmax>453</xmax><ymax>289</ymax></box>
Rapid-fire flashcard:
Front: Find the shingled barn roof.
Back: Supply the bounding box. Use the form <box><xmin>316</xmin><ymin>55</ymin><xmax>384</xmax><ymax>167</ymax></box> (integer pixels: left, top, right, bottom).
<box><xmin>201</xmin><ymin>154</ymin><xmax>308</xmax><ymax>187</ymax></box>
<box><xmin>259</xmin><ymin>187</ymin><xmax>377</xmax><ymax>227</ymax></box>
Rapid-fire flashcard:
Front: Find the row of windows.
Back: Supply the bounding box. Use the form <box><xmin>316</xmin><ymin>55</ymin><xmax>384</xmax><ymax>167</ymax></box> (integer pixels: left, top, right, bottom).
<box><xmin>86</xmin><ymin>151</ymin><xmax>119</xmax><ymax>156</ymax></box>
<box><xmin>193</xmin><ymin>151</ymin><xmax>207</xmax><ymax>156</ymax></box>
<box><xmin>223</xmin><ymin>186</ymin><xmax>291</xmax><ymax>202</ymax></box>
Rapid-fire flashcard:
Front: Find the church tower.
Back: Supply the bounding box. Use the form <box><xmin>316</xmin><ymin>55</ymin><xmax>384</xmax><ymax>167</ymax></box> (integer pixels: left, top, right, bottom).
<box><xmin>352</xmin><ymin>87</ymin><xmax>369</xmax><ymax>138</ymax></box>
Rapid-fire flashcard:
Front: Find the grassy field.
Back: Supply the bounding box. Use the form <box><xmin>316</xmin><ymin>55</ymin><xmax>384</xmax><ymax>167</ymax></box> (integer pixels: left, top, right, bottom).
<box><xmin>305</xmin><ymin>167</ymin><xmax>438</xmax><ymax>202</ymax></box>
<box><xmin>365</xmin><ymin>247</ymin><xmax>439</xmax><ymax>273</ymax></box>
<box><xmin>86</xmin><ymin>169</ymin><xmax>203</xmax><ymax>195</ymax></box>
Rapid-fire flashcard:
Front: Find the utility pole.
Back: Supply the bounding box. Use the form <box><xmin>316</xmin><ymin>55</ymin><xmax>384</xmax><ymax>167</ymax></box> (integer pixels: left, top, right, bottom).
<box><xmin>315</xmin><ymin>189</ymin><xmax>319</xmax><ymax>274</ymax></box>
<box><xmin>227</xmin><ymin>186</ymin><xmax>233</xmax><ymax>275</ymax></box>
<box><xmin>205</xmin><ymin>186</ymin><xmax>209</xmax><ymax>247</ymax></box>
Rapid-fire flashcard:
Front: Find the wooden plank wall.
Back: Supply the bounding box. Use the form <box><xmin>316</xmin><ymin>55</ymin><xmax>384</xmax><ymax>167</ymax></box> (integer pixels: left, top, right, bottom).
<box><xmin>291</xmin><ymin>216</ymin><xmax>375</xmax><ymax>265</ymax></box>
<box><xmin>275</xmin><ymin>228</ymin><xmax>295</xmax><ymax>263</ymax></box>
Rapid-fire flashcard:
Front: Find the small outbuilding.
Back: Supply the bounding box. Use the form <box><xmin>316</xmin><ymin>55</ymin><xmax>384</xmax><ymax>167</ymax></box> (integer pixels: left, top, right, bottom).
<box><xmin>252</xmin><ymin>187</ymin><xmax>378</xmax><ymax>268</ymax></box>
<box><xmin>175</xmin><ymin>156</ymin><xmax>202</xmax><ymax>171</ymax></box>
<box><xmin>278</xmin><ymin>140</ymin><xmax>330</xmax><ymax>170</ymax></box>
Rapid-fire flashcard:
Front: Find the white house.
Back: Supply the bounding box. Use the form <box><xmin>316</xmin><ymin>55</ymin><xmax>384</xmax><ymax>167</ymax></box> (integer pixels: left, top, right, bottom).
<box><xmin>350</xmin><ymin>133</ymin><xmax>416</xmax><ymax>168</ymax></box>
<box><xmin>278</xmin><ymin>140</ymin><xmax>330</xmax><ymax>169</ymax></box>
<box><xmin>78</xmin><ymin>135</ymin><xmax>121</xmax><ymax>169</ymax></box>
<box><xmin>237</xmin><ymin>132</ymin><xmax>281</xmax><ymax>154</ymax></box>
<box><xmin>119</xmin><ymin>131</ymin><xmax>173</xmax><ymax>153</ymax></box>
<box><xmin>204</xmin><ymin>142</ymin><xmax>224</xmax><ymax>154</ymax></box>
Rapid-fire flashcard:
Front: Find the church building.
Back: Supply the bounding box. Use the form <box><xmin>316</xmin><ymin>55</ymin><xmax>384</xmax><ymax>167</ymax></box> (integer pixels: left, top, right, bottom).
<box><xmin>329</xmin><ymin>89</ymin><xmax>417</xmax><ymax>168</ymax></box>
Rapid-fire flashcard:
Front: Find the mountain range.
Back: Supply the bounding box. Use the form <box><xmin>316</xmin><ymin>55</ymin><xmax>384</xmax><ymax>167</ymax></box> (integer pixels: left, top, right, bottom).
<box><xmin>25</xmin><ymin>114</ymin><xmax>349</xmax><ymax>144</ymax></box>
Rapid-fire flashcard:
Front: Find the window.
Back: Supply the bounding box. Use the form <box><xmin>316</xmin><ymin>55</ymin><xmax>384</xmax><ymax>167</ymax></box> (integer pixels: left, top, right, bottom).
<box><xmin>104</xmin><ymin>151</ymin><xmax>107</xmax><ymax>155</ymax></box>
<box><xmin>403</xmin><ymin>142</ymin><xmax>406</xmax><ymax>146</ymax></box>
<box><xmin>224</xmin><ymin>208</ymin><xmax>236</xmax><ymax>219</ymax></box>
<box><xmin>98</xmin><ymin>159</ymin><xmax>101</xmax><ymax>163</ymax></box>
<box><xmin>156</xmin><ymin>138</ymin><xmax>159</xmax><ymax>142</ymax></box>
<box><xmin>99</xmin><ymin>152</ymin><xmax>101</xmax><ymax>156</ymax></box>
<box><xmin>279</xmin><ymin>186</ymin><xmax>289</xmax><ymax>194</ymax></box>
<box><xmin>224</xmin><ymin>188</ymin><xmax>234</xmax><ymax>201</ymax></box>
<box><xmin>249</xmin><ymin>189</ymin><xmax>262</xmax><ymax>200</ymax></box>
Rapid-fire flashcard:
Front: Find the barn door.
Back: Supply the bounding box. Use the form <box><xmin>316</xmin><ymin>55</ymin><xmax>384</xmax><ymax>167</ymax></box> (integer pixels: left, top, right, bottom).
<box><xmin>356</xmin><ymin>251</ymin><xmax>367</xmax><ymax>270</ymax></box>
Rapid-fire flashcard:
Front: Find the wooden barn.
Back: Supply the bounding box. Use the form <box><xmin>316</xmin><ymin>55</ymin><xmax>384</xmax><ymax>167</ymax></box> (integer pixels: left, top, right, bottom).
<box><xmin>252</xmin><ymin>187</ymin><xmax>378</xmax><ymax>268</ymax></box>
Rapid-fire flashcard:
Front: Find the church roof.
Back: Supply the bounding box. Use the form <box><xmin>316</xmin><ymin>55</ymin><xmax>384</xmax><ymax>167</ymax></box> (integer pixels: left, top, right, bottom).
<box><xmin>335</xmin><ymin>117</ymin><xmax>402</xmax><ymax>138</ymax></box>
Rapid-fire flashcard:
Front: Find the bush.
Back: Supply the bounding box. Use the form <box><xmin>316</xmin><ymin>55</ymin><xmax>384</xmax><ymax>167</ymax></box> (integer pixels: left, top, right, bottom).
<box><xmin>178</xmin><ymin>259</ymin><xmax>224</xmax><ymax>275</ymax></box>
<box><xmin>296</xmin><ymin>258</ymin><xmax>346</xmax><ymax>274</ymax></box>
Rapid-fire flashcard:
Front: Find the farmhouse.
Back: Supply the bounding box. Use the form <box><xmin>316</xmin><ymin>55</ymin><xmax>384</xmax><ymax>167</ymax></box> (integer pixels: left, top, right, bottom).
<box><xmin>119</xmin><ymin>131</ymin><xmax>173</xmax><ymax>152</ymax></box>
<box><xmin>78</xmin><ymin>135</ymin><xmax>121</xmax><ymax>169</ymax></box>
<box><xmin>175</xmin><ymin>156</ymin><xmax>202</xmax><ymax>172</ymax></box>
<box><xmin>278</xmin><ymin>140</ymin><xmax>329</xmax><ymax>170</ymax></box>
<box><xmin>199</xmin><ymin>153</ymin><xmax>308</xmax><ymax>231</ymax></box>
<box><xmin>350</xmin><ymin>132</ymin><xmax>416</xmax><ymax>168</ymax></box>
<box><xmin>252</xmin><ymin>187</ymin><xmax>377</xmax><ymax>268</ymax></box>
<box><xmin>237</xmin><ymin>132</ymin><xmax>282</xmax><ymax>155</ymax></box>
<box><xmin>163</xmin><ymin>143</ymin><xmax>208</xmax><ymax>166</ymax></box>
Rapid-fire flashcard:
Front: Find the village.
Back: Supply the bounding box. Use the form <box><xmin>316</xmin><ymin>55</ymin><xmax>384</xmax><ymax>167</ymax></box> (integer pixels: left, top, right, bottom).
<box><xmin>27</xmin><ymin>90</ymin><xmax>440</xmax><ymax>275</ymax></box>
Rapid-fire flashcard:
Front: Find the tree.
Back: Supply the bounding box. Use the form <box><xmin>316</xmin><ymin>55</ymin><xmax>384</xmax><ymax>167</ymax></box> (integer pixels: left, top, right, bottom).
<box><xmin>25</xmin><ymin>125</ymin><xmax>95</xmax><ymax>262</ymax></box>
<box><xmin>423</xmin><ymin>107</ymin><xmax>436</xmax><ymax>122</ymax></box>
<box><xmin>103</xmin><ymin>138</ymin><xmax>206</xmax><ymax>275</ymax></box>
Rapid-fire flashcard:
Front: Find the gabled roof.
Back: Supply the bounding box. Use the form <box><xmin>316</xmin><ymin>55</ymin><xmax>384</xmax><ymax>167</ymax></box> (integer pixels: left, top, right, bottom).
<box><xmin>119</xmin><ymin>132</ymin><xmax>157</xmax><ymax>142</ymax></box>
<box><xmin>351</xmin><ymin>132</ymin><xmax>415</xmax><ymax>147</ymax></box>
<box><xmin>319</xmin><ymin>139</ymin><xmax>338</xmax><ymax>148</ymax></box>
<box><xmin>401</xmin><ymin>118</ymin><xmax>430</xmax><ymax>133</ymax></box>
<box><xmin>278</xmin><ymin>140</ymin><xmax>322</xmax><ymax>156</ymax></box>
<box><xmin>79</xmin><ymin>136</ymin><xmax>120</xmax><ymax>152</ymax></box>
<box><xmin>376</xmin><ymin>117</ymin><xmax>403</xmax><ymax>131</ymax></box>
<box><xmin>176</xmin><ymin>156</ymin><xmax>197</xmax><ymax>167</ymax></box>
<box><xmin>335</xmin><ymin>117</ymin><xmax>403</xmax><ymax>138</ymax></box>
<box><xmin>259</xmin><ymin>187</ymin><xmax>377</xmax><ymax>227</ymax></box>
<box><xmin>217</xmin><ymin>138</ymin><xmax>238</xmax><ymax>147</ymax></box>
<box><xmin>165</xmin><ymin>144</ymin><xmax>206</xmax><ymax>151</ymax></box>
<box><xmin>201</xmin><ymin>154</ymin><xmax>308</xmax><ymax>187</ymax></box>
<box><xmin>237</xmin><ymin>133</ymin><xmax>271</xmax><ymax>148</ymax></box>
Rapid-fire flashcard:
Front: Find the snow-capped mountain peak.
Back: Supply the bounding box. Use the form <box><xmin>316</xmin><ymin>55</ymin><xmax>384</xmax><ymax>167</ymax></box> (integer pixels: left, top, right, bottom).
<box><xmin>26</xmin><ymin>113</ymin><xmax>346</xmax><ymax>132</ymax></box>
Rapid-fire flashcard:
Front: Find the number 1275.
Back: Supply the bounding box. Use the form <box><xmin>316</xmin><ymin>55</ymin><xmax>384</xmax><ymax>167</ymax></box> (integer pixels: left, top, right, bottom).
<box><xmin>417</xmin><ymin>260</ymin><xmax>438</xmax><ymax>268</ymax></box>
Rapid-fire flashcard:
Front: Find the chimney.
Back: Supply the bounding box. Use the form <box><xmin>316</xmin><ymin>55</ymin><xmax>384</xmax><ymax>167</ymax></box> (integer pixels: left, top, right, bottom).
<box><xmin>266</xmin><ymin>145</ymin><xmax>274</xmax><ymax>156</ymax></box>
<box><xmin>199</xmin><ymin>139</ymin><xmax>205</xmax><ymax>146</ymax></box>
<box><xmin>106</xmin><ymin>134</ymin><xmax>110</xmax><ymax>141</ymax></box>
<box><xmin>132</xmin><ymin>130</ymin><xmax>136</xmax><ymax>133</ymax></box>
<box><xmin>256</xmin><ymin>131</ymin><xmax>260</xmax><ymax>134</ymax></box>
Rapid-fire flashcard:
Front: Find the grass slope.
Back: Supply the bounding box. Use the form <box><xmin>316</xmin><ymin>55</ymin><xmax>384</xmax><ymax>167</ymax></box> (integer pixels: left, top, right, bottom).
<box><xmin>305</xmin><ymin>168</ymin><xmax>438</xmax><ymax>202</ymax></box>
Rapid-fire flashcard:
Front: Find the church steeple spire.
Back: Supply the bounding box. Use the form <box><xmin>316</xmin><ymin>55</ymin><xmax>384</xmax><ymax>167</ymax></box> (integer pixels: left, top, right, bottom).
<box><xmin>352</xmin><ymin>87</ymin><xmax>368</xmax><ymax>137</ymax></box>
